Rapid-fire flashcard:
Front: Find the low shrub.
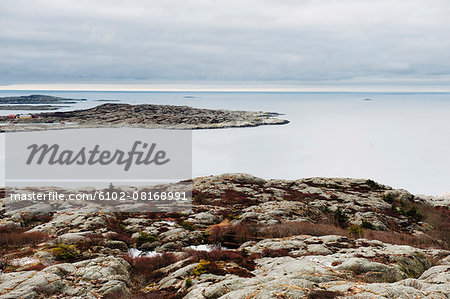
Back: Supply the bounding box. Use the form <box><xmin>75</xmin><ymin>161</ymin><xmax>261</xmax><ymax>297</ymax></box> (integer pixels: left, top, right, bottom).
<box><xmin>334</xmin><ymin>208</ymin><xmax>349</xmax><ymax>227</ymax></box>
<box><xmin>181</xmin><ymin>221</ymin><xmax>196</xmax><ymax>231</ymax></box>
<box><xmin>185</xmin><ymin>278</ymin><xmax>193</xmax><ymax>287</ymax></box>
<box><xmin>192</xmin><ymin>259</ymin><xmax>209</xmax><ymax>276</ymax></box>
<box><xmin>365</xmin><ymin>179</ymin><xmax>381</xmax><ymax>190</ymax></box>
<box><xmin>382</xmin><ymin>193</ymin><xmax>396</xmax><ymax>203</ymax></box>
<box><xmin>348</xmin><ymin>225</ymin><xmax>364</xmax><ymax>237</ymax></box>
<box><xmin>192</xmin><ymin>259</ymin><xmax>227</xmax><ymax>276</ymax></box>
<box><xmin>400</xmin><ymin>206</ymin><xmax>423</xmax><ymax>222</ymax></box>
<box><xmin>51</xmin><ymin>244</ymin><xmax>80</xmax><ymax>261</ymax></box>
<box><xmin>136</xmin><ymin>232</ymin><xmax>158</xmax><ymax>245</ymax></box>
<box><xmin>361</xmin><ymin>220</ymin><xmax>375</xmax><ymax>230</ymax></box>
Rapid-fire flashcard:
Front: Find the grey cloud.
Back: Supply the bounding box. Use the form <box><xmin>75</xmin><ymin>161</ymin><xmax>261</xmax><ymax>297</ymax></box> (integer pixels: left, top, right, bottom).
<box><xmin>1</xmin><ymin>0</ymin><xmax>449</xmax><ymax>84</ymax></box>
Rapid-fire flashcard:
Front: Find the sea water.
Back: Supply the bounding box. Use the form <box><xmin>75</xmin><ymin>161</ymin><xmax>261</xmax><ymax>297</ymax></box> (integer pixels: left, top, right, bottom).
<box><xmin>1</xmin><ymin>90</ymin><xmax>449</xmax><ymax>196</ymax></box>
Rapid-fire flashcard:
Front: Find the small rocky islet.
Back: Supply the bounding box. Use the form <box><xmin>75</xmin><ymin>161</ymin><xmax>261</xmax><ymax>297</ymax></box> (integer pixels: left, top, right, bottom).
<box><xmin>0</xmin><ymin>174</ymin><xmax>449</xmax><ymax>298</ymax></box>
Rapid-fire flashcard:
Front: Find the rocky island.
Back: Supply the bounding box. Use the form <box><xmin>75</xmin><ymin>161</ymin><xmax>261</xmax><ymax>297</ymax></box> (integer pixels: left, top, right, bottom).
<box><xmin>0</xmin><ymin>95</ymin><xmax>86</xmax><ymax>112</ymax></box>
<box><xmin>0</xmin><ymin>95</ymin><xmax>87</xmax><ymax>105</ymax></box>
<box><xmin>0</xmin><ymin>174</ymin><xmax>448</xmax><ymax>298</ymax></box>
<box><xmin>0</xmin><ymin>102</ymin><xmax>289</xmax><ymax>132</ymax></box>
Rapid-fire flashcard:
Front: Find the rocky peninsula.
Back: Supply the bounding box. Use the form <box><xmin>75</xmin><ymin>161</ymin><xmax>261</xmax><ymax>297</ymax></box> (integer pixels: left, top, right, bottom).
<box><xmin>0</xmin><ymin>102</ymin><xmax>289</xmax><ymax>132</ymax></box>
<box><xmin>0</xmin><ymin>174</ymin><xmax>449</xmax><ymax>298</ymax></box>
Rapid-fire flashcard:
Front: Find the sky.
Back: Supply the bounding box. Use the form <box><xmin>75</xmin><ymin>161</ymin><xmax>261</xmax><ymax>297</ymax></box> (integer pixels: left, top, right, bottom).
<box><xmin>1</xmin><ymin>0</ymin><xmax>450</xmax><ymax>90</ymax></box>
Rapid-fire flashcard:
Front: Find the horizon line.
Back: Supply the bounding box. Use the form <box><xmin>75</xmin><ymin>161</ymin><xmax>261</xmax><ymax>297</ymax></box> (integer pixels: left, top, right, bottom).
<box><xmin>1</xmin><ymin>83</ymin><xmax>450</xmax><ymax>93</ymax></box>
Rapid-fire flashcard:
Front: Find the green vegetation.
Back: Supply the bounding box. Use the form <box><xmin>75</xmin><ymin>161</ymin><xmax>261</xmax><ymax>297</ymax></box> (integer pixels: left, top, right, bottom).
<box><xmin>137</xmin><ymin>232</ymin><xmax>158</xmax><ymax>245</ymax></box>
<box><xmin>185</xmin><ymin>278</ymin><xmax>193</xmax><ymax>287</ymax></box>
<box><xmin>400</xmin><ymin>206</ymin><xmax>423</xmax><ymax>222</ymax></box>
<box><xmin>361</xmin><ymin>220</ymin><xmax>375</xmax><ymax>230</ymax></box>
<box><xmin>348</xmin><ymin>225</ymin><xmax>364</xmax><ymax>237</ymax></box>
<box><xmin>182</xmin><ymin>221</ymin><xmax>197</xmax><ymax>231</ymax></box>
<box><xmin>365</xmin><ymin>179</ymin><xmax>381</xmax><ymax>190</ymax></box>
<box><xmin>192</xmin><ymin>259</ymin><xmax>210</xmax><ymax>276</ymax></box>
<box><xmin>382</xmin><ymin>193</ymin><xmax>396</xmax><ymax>203</ymax></box>
<box><xmin>51</xmin><ymin>244</ymin><xmax>80</xmax><ymax>261</ymax></box>
<box><xmin>334</xmin><ymin>208</ymin><xmax>349</xmax><ymax>227</ymax></box>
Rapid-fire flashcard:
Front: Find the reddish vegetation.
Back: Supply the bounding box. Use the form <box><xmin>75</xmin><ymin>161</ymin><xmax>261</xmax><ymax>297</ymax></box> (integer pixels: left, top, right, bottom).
<box><xmin>122</xmin><ymin>253</ymin><xmax>178</xmax><ymax>278</ymax></box>
<box><xmin>307</xmin><ymin>290</ymin><xmax>342</xmax><ymax>299</ymax></box>
<box><xmin>207</xmin><ymin>218</ymin><xmax>449</xmax><ymax>250</ymax></box>
<box><xmin>105</xmin><ymin>217</ymin><xmax>136</xmax><ymax>246</ymax></box>
<box><xmin>188</xmin><ymin>248</ymin><xmax>245</xmax><ymax>263</ymax></box>
<box><xmin>261</xmin><ymin>248</ymin><xmax>291</xmax><ymax>257</ymax></box>
<box><xmin>108</xmin><ymin>232</ymin><xmax>135</xmax><ymax>246</ymax></box>
<box><xmin>193</xmin><ymin>189</ymin><xmax>258</xmax><ymax>207</ymax></box>
<box><xmin>0</xmin><ymin>225</ymin><xmax>48</xmax><ymax>251</ymax></box>
<box><xmin>418</xmin><ymin>205</ymin><xmax>450</xmax><ymax>249</ymax></box>
<box><xmin>281</xmin><ymin>188</ymin><xmax>328</xmax><ymax>202</ymax></box>
<box><xmin>19</xmin><ymin>212</ymin><xmax>53</xmax><ymax>227</ymax></box>
<box><xmin>76</xmin><ymin>233</ymin><xmax>104</xmax><ymax>251</ymax></box>
<box><xmin>219</xmin><ymin>190</ymin><xmax>257</xmax><ymax>206</ymax></box>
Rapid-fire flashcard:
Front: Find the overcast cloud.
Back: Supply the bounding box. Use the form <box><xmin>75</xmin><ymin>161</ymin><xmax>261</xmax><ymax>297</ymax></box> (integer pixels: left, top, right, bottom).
<box><xmin>1</xmin><ymin>0</ymin><xmax>450</xmax><ymax>85</ymax></box>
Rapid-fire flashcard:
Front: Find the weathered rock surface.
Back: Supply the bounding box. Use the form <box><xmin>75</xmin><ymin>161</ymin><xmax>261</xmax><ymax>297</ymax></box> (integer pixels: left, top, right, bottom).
<box><xmin>0</xmin><ymin>256</ymin><xmax>130</xmax><ymax>298</ymax></box>
<box><xmin>0</xmin><ymin>174</ymin><xmax>448</xmax><ymax>298</ymax></box>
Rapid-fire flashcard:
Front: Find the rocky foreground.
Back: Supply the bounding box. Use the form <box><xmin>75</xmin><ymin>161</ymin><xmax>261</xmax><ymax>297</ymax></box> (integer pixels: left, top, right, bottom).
<box><xmin>0</xmin><ymin>102</ymin><xmax>289</xmax><ymax>132</ymax></box>
<box><xmin>0</xmin><ymin>174</ymin><xmax>449</xmax><ymax>298</ymax></box>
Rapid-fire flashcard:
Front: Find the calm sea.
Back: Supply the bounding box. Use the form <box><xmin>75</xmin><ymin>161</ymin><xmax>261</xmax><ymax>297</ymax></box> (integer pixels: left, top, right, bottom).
<box><xmin>1</xmin><ymin>90</ymin><xmax>449</xmax><ymax>196</ymax></box>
